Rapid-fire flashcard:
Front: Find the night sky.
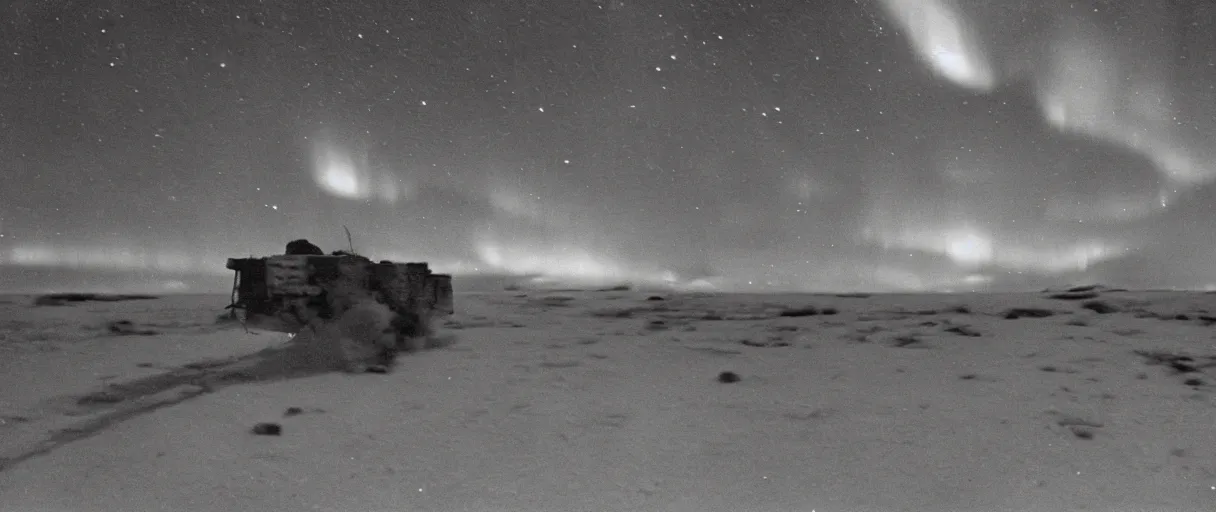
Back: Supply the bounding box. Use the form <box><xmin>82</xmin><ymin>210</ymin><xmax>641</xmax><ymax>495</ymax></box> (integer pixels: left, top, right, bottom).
<box><xmin>3</xmin><ymin>0</ymin><xmax>1215</xmax><ymax>293</ymax></box>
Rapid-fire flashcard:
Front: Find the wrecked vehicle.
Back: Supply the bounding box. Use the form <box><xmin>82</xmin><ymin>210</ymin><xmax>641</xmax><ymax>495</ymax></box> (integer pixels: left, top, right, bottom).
<box><xmin>224</xmin><ymin>246</ymin><xmax>454</xmax><ymax>372</ymax></box>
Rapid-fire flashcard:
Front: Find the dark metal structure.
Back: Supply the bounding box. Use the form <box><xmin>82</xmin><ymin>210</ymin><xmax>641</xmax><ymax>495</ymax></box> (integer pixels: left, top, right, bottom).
<box><xmin>225</xmin><ymin>253</ymin><xmax>454</xmax><ymax>333</ymax></box>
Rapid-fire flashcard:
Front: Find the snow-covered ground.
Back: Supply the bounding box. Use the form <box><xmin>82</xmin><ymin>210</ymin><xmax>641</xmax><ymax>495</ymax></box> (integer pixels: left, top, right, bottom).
<box><xmin>0</xmin><ymin>288</ymin><xmax>1213</xmax><ymax>511</ymax></box>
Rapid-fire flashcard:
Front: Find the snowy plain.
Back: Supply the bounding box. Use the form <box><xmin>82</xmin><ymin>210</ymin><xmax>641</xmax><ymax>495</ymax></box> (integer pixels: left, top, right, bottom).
<box><xmin>0</xmin><ymin>286</ymin><xmax>1214</xmax><ymax>511</ymax></box>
